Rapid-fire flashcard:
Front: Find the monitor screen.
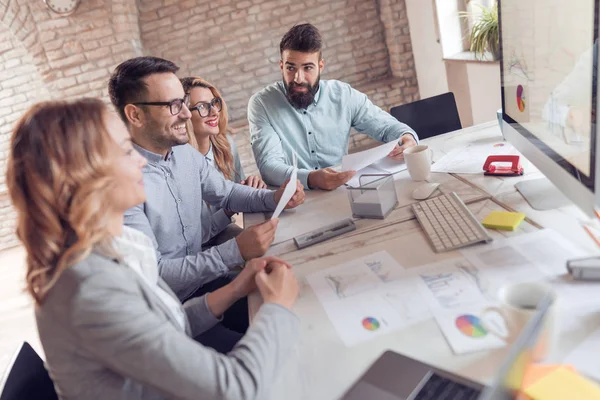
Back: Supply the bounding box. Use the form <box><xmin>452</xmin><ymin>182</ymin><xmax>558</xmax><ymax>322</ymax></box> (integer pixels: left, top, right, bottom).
<box><xmin>499</xmin><ymin>0</ymin><xmax>598</xmax><ymax>191</ymax></box>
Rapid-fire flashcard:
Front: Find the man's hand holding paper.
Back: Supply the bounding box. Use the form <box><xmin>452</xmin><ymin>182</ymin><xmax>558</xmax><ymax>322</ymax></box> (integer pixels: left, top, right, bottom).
<box><xmin>388</xmin><ymin>134</ymin><xmax>418</xmax><ymax>161</ymax></box>
<box><xmin>272</xmin><ymin>152</ymin><xmax>305</xmax><ymax>219</ymax></box>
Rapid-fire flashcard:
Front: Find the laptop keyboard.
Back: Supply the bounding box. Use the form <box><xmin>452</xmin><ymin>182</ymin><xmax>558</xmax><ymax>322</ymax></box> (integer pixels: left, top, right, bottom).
<box><xmin>413</xmin><ymin>373</ymin><xmax>481</xmax><ymax>400</ymax></box>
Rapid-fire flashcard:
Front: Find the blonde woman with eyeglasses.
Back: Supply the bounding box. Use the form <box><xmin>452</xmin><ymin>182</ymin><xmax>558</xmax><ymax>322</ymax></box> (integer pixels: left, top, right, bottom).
<box><xmin>181</xmin><ymin>77</ymin><xmax>267</xmax><ymax>246</ymax></box>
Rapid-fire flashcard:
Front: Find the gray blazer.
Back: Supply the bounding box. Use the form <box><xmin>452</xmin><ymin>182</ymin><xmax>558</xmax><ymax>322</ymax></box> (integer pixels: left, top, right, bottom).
<box><xmin>36</xmin><ymin>252</ymin><xmax>300</xmax><ymax>400</ymax></box>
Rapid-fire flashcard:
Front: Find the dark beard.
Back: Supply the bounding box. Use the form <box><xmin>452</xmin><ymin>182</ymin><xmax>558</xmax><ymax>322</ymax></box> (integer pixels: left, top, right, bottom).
<box><xmin>284</xmin><ymin>76</ymin><xmax>320</xmax><ymax>109</ymax></box>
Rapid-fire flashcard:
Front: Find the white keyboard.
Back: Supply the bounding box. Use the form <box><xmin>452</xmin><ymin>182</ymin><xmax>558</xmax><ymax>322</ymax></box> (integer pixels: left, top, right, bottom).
<box><xmin>412</xmin><ymin>192</ymin><xmax>492</xmax><ymax>252</ymax></box>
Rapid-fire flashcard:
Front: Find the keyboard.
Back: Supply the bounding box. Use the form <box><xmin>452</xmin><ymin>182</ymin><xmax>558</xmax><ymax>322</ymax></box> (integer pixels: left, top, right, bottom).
<box><xmin>413</xmin><ymin>373</ymin><xmax>481</xmax><ymax>400</ymax></box>
<box><xmin>412</xmin><ymin>192</ymin><xmax>492</xmax><ymax>252</ymax></box>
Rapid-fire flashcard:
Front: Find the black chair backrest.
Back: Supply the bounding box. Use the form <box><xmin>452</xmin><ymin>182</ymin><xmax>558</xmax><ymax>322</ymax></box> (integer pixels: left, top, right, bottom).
<box><xmin>390</xmin><ymin>92</ymin><xmax>462</xmax><ymax>140</ymax></box>
<box><xmin>0</xmin><ymin>342</ymin><xmax>58</xmax><ymax>400</ymax></box>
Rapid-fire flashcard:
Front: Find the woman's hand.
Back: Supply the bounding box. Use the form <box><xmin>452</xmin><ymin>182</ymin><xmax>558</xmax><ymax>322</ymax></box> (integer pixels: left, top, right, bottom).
<box><xmin>205</xmin><ymin>257</ymin><xmax>291</xmax><ymax>318</ymax></box>
<box><xmin>255</xmin><ymin>260</ymin><xmax>298</xmax><ymax>310</ymax></box>
<box><xmin>230</xmin><ymin>256</ymin><xmax>291</xmax><ymax>298</ymax></box>
<box><xmin>241</xmin><ymin>175</ymin><xmax>267</xmax><ymax>189</ymax></box>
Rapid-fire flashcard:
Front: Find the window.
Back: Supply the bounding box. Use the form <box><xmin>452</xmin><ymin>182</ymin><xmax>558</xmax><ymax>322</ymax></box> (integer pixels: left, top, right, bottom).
<box><xmin>462</xmin><ymin>0</ymin><xmax>496</xmax><ymax>51</ymax></box>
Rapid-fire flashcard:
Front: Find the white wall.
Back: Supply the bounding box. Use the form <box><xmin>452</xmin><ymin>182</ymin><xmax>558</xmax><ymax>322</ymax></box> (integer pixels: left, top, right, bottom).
<box><xmin>467</xmin><ymin>63</ymin><xmax>501</xmax><ymax>124</ymax></box>
<box><xmin>405</xmin><ymin>0</ymin><xmax>448</xmax><ymax>99</ymax></box>
<box><xmin>406</xmin><ymin>0</ymin><xmax>501</xmax><ymax>127</ymax></box>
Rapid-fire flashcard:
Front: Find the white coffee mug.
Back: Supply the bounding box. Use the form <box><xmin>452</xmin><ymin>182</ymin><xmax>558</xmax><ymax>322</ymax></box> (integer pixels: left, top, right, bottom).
<box><xmin>481</xmin><ymin>282</ymin><xmax>557</xmax><ymax>361</ymax></box>
<box><xmin>404</xmin><ymin>145</ymin><xmax>432</xmax><ymax>181</ymax></box>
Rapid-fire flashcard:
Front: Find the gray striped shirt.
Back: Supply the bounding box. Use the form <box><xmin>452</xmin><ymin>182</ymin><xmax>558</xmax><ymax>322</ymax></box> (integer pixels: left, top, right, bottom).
<box><xmin>124</xmin><ymin>143</ymin><xmax>277</xmax><ymax>300</ymax></box>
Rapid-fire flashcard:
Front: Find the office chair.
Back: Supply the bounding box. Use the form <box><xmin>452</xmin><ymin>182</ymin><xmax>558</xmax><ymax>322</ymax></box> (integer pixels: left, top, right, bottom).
<box><xmin>390</xmin><ymin>92</ymin><xmax>462</xmax><ymax>140</ymax></box>
<box><xmin>0</xmin><ymin>342</ymin><xmax>58</xmax><ymax>400</ymax></box>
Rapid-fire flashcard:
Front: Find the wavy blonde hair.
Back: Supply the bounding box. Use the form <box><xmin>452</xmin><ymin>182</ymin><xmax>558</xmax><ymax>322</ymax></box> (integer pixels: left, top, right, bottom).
<box><xmin>6</xmin><ymin>99</ymin><xmax>119</xmax><ymax>305</ymax></box>
<box><xmin>180</xmin><ymin>77</ymin><xmax>236</xmax><ymax>181</ymax></box>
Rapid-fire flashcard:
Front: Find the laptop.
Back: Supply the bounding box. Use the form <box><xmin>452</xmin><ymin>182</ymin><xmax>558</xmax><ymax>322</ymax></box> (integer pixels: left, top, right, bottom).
<box><xmin>341</xmin><ymin>295</ymin><xmax>553</xmax><ymax>400</ymax></box>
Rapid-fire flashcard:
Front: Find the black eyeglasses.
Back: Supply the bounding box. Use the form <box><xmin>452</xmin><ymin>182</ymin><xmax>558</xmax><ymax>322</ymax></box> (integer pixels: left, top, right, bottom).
<box><xmin>190</xmin><ymin>97</ymin><xmax>223</xmax><ymax>118</ymax></box>
<box><xmin>132</xmin><ymin>94</ymin><xmax>190</xmax><ymax>115</ymax></box>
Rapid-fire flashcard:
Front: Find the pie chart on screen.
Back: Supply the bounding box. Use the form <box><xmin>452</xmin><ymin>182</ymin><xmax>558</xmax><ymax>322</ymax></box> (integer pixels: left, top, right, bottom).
<box><xmin>516</xmin><ymin>85</ymin><xmax>526</xmax><ymax>112</ymax></box>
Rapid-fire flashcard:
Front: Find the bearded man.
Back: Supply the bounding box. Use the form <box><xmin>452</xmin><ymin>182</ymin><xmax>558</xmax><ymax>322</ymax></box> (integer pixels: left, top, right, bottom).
<box><xmin>248</xmin><ymin>23</ymin><xmax>419</xmax><ymax>190</ymax></box>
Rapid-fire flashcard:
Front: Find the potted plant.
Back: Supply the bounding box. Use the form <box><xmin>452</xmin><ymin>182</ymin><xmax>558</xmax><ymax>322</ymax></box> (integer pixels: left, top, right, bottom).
<box><xmin>461</xmin><ymin>1</ymin><xmax>499</xmax><ymax>60</ymax></box>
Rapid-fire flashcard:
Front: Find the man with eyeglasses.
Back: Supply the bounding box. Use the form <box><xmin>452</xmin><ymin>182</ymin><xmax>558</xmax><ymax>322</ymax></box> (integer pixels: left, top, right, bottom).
<box><xmin>249</xmin><ymin>23</ymin><xmax>419</xmax><ymax>190</ymax></box>
<box><xmin>108</xmin><ymin>56</ymin><xmax>305</xmax><ymax>352</ymax></box>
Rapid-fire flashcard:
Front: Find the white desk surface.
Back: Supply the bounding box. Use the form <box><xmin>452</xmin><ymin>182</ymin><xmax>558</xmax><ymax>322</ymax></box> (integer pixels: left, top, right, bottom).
<box><xmin>243</xmin><ymin>121</ymin><xmax>600</xmax><ymax>400</ymax></box>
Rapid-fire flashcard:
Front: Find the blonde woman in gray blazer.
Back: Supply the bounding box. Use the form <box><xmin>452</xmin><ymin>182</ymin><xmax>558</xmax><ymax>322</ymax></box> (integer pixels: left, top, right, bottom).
<box><xmin>6</xmin><ymin>98</ymin><xmax>300</xmax><ymax>400</ymax></box>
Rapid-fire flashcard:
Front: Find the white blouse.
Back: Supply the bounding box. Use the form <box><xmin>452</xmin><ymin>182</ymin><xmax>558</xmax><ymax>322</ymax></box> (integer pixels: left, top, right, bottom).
<box><xmin>113</xmin><ymin>226</ymin><xmax>187</xmax><ymax>330</ymax></box>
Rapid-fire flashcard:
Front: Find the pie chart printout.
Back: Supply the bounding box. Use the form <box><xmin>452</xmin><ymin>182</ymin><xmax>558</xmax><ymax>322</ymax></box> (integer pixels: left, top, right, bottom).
<box><xmin>362</xmin><ymin>317</ymin><xmax>381</xmax><ymax>331</ymax></box>
<box><xmin>455</xmin><ymin>314</ymin><xmax>488</xmax><ymax>338</ymax></box>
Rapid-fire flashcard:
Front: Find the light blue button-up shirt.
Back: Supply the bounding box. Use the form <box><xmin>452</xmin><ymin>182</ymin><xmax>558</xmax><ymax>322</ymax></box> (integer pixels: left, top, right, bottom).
<box><xmin>248</xmin><ymin>80</ymin><xmax>418</xmax><ymax>187</ymax></box>
<box><xmin>124</xmin><ymin>143</ymin><xmax>277</xmax><ymax>300</ymax></box>
<box><xmin>201</xmin><ymin>137</ymin><xmax>246</xmax><ymax>244</ymax></box>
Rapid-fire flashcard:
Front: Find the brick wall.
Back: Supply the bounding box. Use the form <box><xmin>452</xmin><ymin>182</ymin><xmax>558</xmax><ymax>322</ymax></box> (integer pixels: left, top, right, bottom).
<box><xmin>140</xmin><ymin>0</ymin><xmax>396</xmax><ymax>121</ymax></box>
<box><xmin>0</xmin><ymin>28</ymin><xmax>51</xmax><ymax>249</ymax></box>
<box><xmin>0</xmin><ymin>0</ymin><xmax>144</xmax><ymax>249</ymax></box>
<box><xmin>0</xmin><ymin>0</ymin><xmax>418</xmax><ymax>249</ymax></box>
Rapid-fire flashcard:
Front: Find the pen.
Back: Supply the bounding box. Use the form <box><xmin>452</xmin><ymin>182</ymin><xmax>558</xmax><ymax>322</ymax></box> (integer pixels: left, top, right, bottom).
<box><xmin>306</xmin><ymin>221</ymin><xmax>352</xmax><ymax>241</ymax></box>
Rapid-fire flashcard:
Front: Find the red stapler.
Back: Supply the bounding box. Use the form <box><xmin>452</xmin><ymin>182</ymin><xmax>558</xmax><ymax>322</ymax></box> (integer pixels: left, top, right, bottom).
<box><xmin>483</xmin><ymin>155</ymin><xmax>524</xmax><ymax>176</ymax></box>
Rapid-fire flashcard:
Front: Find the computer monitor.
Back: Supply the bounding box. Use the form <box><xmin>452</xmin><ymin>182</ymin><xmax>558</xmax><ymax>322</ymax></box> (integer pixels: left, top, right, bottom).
<box><xmin>498</xmin><ymin>0</ymin><xmax>600</xmax><ymax>217</ymax></box>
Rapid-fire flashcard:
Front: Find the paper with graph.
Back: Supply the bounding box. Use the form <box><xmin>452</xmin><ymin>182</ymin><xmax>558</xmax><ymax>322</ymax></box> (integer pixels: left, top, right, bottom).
<box><xmin>306</xmin><ymin>231</ymin><xmax>588</xmax><ymax>350</ymax></box>
<box><xmin>414</xmin><ymin>259</ymin><xmax>490</xmax><ymax>310</ymax></box>
<box><xmin>433</xmin><ymin>306</ymin><xmax>507</xmax><ymax>355</ymax></box>
<box><xmin>306</xmin><ymin>251</ymin><xmax>432</xmax><ymax>346</ymax></box>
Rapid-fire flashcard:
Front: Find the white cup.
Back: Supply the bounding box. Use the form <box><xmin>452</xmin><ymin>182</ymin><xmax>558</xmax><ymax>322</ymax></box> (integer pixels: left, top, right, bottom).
<box><xmin>481</xmin><ymin>282</ymin><xmax>557</xmax><ymax>361</ymax></box>
<box><xmin>404</xmin><ymin>145</ymin><xmax>432</xmax><ymax>181</ymax></box>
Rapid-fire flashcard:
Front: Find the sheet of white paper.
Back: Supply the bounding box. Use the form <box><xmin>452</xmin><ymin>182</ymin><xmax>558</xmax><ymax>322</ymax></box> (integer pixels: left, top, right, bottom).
<box><xmin>564</xmin><ymin>327</ymin><xmax>600</xmax><ymax>382</ymax></box>
<box><xmin>414</xmin><ymin>258</ymin><xmax>489</xmax><ymax>310</ymax></box>
<box><xmin>346</xmin><ymin>165</ymin><xmax>389</xmax><ymax>188</ymax></box>
<box><xmin>306</xmin><ymin>251</ymin><xmax>431</xmax><ymax>346</ymax></box>
<box><xmin>270</xmin><ymin>188</ymin><xmax>352</xmax><ymax>245</ymax></box>
<box><xmin>342</xmin><ymin>141</ymin><xmax>398</xmax><ymax>172</ymax></box>
<box><xmin>433</xmin><ymin>306</ymin><xmax>506</xmax><ymax>355</ymax></box>
<box><xmin>371</xmin><ymin>157</ymin><xmax>408</xmax><ymax>174</ymax></box>
<box><xmin>271</xmin><ymin>153</ymin><xmax>297</xmax><ymax>220</ymax></box>
<box><xmin>345</xmin><ymin>158</ymin><xmax>407</xmax><ymax>188</ymax></box>
<box><xmin>507</xmin><ymin>229</ymin><xmax>588</xmax><ymax>275</ymax></box>
<box><xmin>431</xmin><ymin>140</ymin><xmax>520</xmax><ymax>174</ymax></box>
<box><xmin>460</xmin><ymin>229</ymin><xmax>590</xmax><ymax>306</ymax></box>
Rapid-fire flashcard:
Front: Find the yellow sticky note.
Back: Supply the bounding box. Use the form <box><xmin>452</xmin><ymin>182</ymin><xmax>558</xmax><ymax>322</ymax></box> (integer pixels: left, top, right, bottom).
<box><xmin>516</xmin><ymin>365</ymin><xmax>577</xmax><ymax>400</ymax></box>
<box><xmin>482</xmin><ymin>211</ymin><xmax>525</xmax><ymax>231</ymax></box>
<box><xmin>524</xmin><ymin>366</ymin><xmax>600</xmax><ymax>400</ymax></box>
<box><xmin>522</xmin><ymin>364</ymin><xmax>576</xmax><ymax>390</ymax></box>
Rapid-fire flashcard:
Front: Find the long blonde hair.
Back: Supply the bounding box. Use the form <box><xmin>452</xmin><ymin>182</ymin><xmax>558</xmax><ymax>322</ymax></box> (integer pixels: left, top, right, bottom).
<box><xmin>180</xmin><ymin>77</ymin><xmax>236</xmax><ymax>180</ymax></box>
<box><xmin>6</xmin><ymin>99</ymin><xmax>119</xmax><ymax>305</ymax></box>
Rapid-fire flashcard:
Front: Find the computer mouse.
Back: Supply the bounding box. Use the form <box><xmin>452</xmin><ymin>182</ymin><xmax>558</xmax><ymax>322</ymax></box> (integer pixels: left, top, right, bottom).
<box><xmin>411</xmin><ymin>182</ymin><xmax>440</xmax><ymax>200</ymax></box>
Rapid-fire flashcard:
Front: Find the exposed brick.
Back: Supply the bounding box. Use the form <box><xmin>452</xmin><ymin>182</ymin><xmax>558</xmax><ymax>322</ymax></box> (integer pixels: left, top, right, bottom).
<box><xmin>0</xmin><ymin>0</ymin><xmax>418</xmax><ymax>248</ymax></box>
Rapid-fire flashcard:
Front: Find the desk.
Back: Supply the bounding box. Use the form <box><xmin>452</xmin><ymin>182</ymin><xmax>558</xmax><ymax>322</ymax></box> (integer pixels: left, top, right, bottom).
<box><xmin>244</xmin><ymin>121</ymin><xmax>600</xmax><ymax>400</ymax></box>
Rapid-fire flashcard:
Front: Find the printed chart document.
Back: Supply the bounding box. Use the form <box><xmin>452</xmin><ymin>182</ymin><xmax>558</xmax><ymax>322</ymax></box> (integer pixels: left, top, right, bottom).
<box><xmin>306</xmin><ymin>251</ymin><xmax>431</xmax><ymax>346</ymax></box>
<box><xmin>271</xmin><ymin>152</ymin><xmax>297</xmax><ymax>220</ymax></box>
<box><xmin>433</xmin><ymin>306</ymin><xmax>506</xmax><ymax>354</ymax></box>
<box><xmin>306</xmin><ymin>230</ymin><xmax>592</xmax><ymax>352</ymax></box>
<box><xmin>431</xmin><ymin>140</ymin><xmax>520</xmax><ymax>174</ymax></box>
<box><xmin>410</xmin><ymin>258</ymin><xmax>507</xmax><ymax>354</ymax></box>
